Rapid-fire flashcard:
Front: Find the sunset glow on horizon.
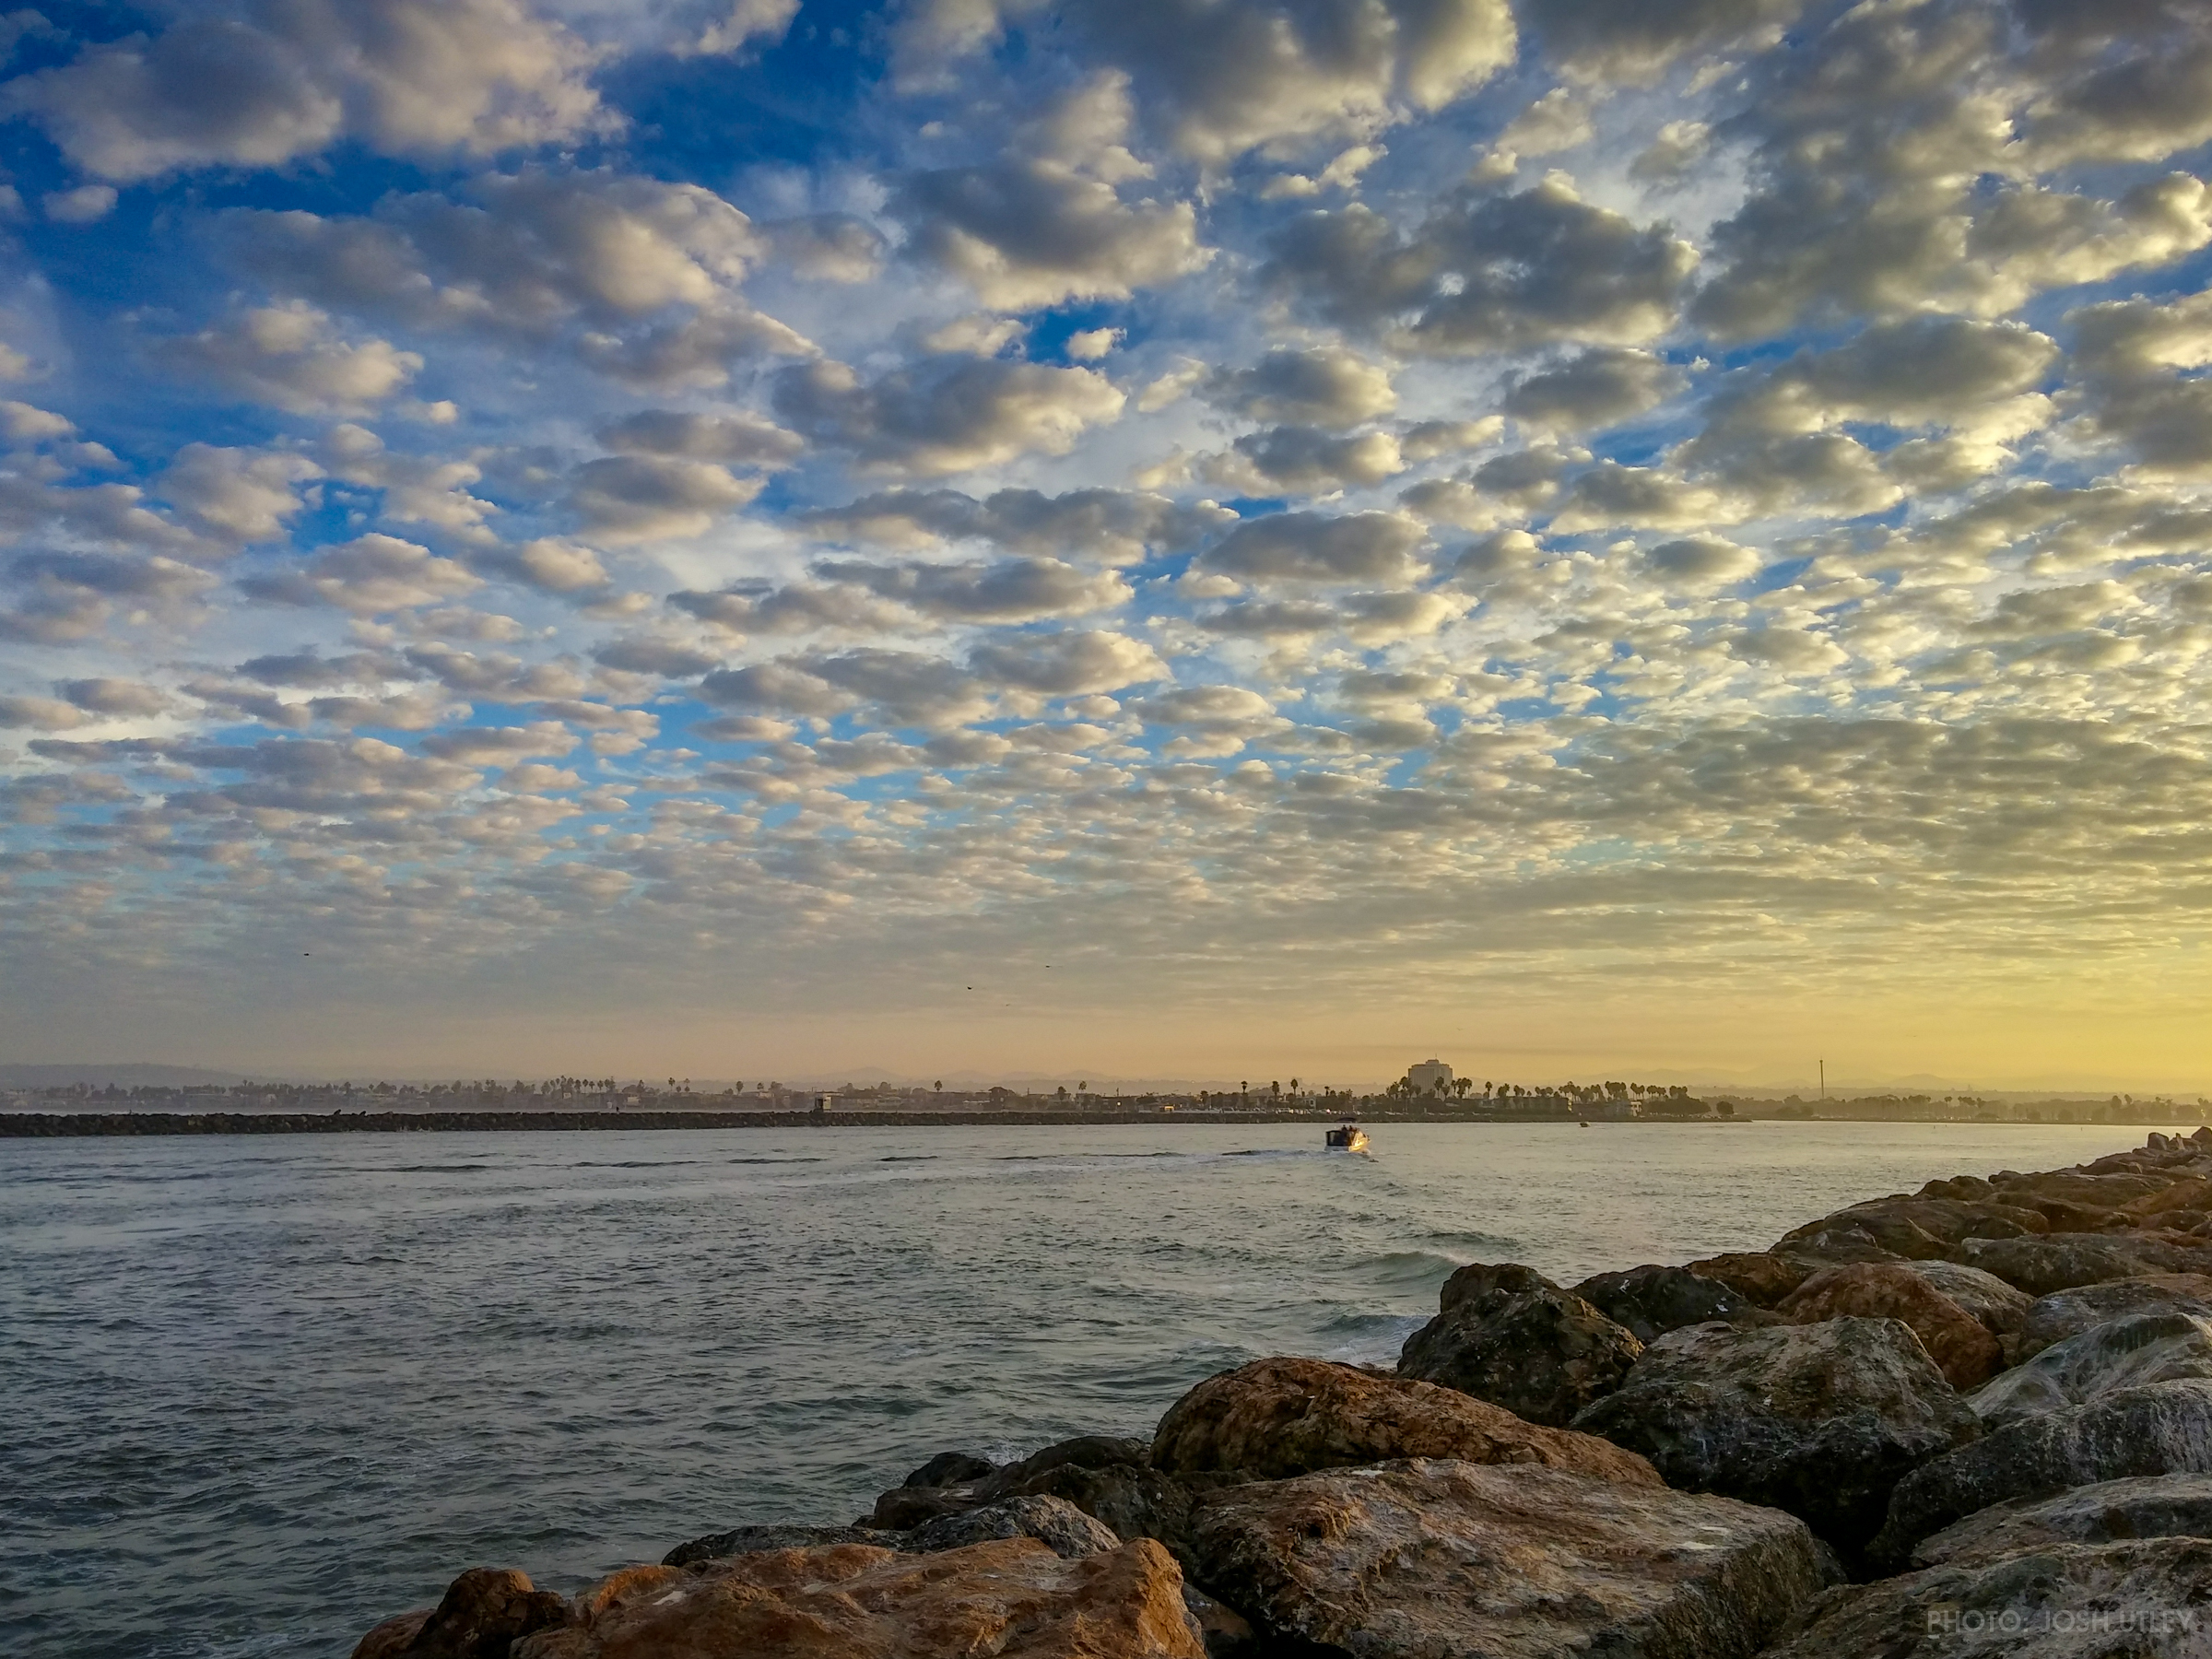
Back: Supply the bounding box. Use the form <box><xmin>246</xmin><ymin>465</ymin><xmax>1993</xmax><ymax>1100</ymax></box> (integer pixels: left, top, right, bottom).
<box><xmin>2</xmin><ymin>0</ymin><xmax>2210</xmax><ymax>1089</ymax></box>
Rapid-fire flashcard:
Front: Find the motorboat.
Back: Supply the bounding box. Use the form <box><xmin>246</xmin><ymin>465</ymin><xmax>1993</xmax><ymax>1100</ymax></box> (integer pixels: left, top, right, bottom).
<box><xmin>1324</xmin><ymin>1123</ymin><xmax>1369</xmax><ymax>1152</ymax></box>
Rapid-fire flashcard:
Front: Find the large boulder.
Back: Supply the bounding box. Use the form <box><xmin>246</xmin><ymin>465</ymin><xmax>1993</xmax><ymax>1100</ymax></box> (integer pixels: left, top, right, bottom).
<box><xmin>1686</xmin><ymin>1252</ymin><xmax>1818</xmax><ymax>1308</ymax></box>
<box><xmin>2121</xmin><ymin>1175</ymin><xmax>2212</xmax><ymax>1224</ymax></box>
<box><xmin>1571</xmin><ymin>1264</ymin><xmax>1773</xmax><ymax>1344</ymax></box>
<box><xmin>1968</xmin><ymin>1312</ymin><xmax>2212</xmax><ymax>1429</ymax></box>
<box><xmin>1777</xmin><ymin>1264</ymin><xmax>2004</xmax><ymax>1391</ymax></box>
<box><xmin>1759</xmin><ymin>1538</ymin><xmax>2212</xmax><ymax>1658</ymax></box>
<box><xmin>903</xmin><ymin>1451</ymin><xmax>997</xmax><ymax>1488</ymax></box>
<box><xmin>904</xmin><ymin>1496</ymin><xmax>1124</xmax><ymax>1559</ymax></box>
<box><xmin>1897</xmin><ymin>1259</ymin><xmax>2035</xmax><ymax>1339</ymax></box>
<box><xmin>2018</xmin><ymin>1273</ymin><xmax>2212</xmax><ymax>1359</ymax></box>
<box><xmin>1874</xmin><ymin>1378</ymin><xmax>2212</xmax><ymax>1566</ymax></box>
<box><xmin>1151</xmin><ymin>1355</ymin><xmax>1657</xmax><ymax>1486</ymax></box>
<box><xmin>347</xmin><ymin>1568</ymin><xmax>568</xmax><ymax>1659</ymax></box>
<box><xmin>1570</xmin><ymin>1316</ymin><xmax>1980</xmax><ymax>1565</ymax></box>
<box><xmin>1912</xmin><ymin>1473</ymin><xmax>2212</xmax><ymax>1568</ymax></box>
<box><xmin>1777</xmin><ymin>1196</ymin><xmax>2048</xmax><ymax>1263</ymax></box>
<box><xmin>1185</xmin><ymin>1457</ymin><xmax>1833</xmax><ymax>1659</ymax></box>
<box><xmin>868</xmin><ymin>1433</ymin><xmax>1150</xmax><ymax>1529</ymax></box>
<box><xmin>665</xmin><ymin>1523</ymin><xmax>891</xmax><ymax>1568</ymax></box>
<box><xmin>1397</xmin><ymin>1264</ymin><xmax>1644</xmax><ymax>1426</ymax></box>
<box><xmin>350</xmin><ymin>1614</ymin><xmax>432</xmax><ymax>1659</ymax></box>
<box><xmin>994</xmin><ymin>1460</ymin><xmax>1200</xmax><ymax>1562</ymax></box>
<box><xmin>1957</xmin><ymin>1232</ymin><xmax>2212</xmax><ymax>1296</ymax></box>
<box><xmin>512</xmin><ymin>1537</ymin><xmax>1206</xmax><ymax>1659</ymax></box>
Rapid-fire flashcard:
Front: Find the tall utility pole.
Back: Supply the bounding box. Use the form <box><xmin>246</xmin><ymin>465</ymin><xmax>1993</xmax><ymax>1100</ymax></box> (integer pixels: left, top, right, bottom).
<box><xmin>1819</xmin><ymin>1058</ymin><xmax>1826</xmax><ymax>1100</ymax></box>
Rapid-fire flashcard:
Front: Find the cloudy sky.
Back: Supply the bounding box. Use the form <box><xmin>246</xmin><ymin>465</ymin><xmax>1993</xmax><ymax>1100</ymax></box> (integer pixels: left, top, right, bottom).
<box><xmin>0</xmin><ymin>0</ymin><xmax>2208</xmax><ymax>1087</ymax></box>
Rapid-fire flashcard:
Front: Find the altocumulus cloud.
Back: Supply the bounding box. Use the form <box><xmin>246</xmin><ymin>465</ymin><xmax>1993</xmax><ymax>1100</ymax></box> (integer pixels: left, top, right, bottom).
<box><xmin>5</xmin><ymin>0</ymin><xmax>2212</xmax><ymax>1072</ymax></box>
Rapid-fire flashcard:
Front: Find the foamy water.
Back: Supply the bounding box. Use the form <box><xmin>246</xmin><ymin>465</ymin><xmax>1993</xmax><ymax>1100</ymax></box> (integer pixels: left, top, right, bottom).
<box><xmin>1</xmin><ymin>1118</ymin><xmax>2139</xmax><ymax>1657</ymax></box>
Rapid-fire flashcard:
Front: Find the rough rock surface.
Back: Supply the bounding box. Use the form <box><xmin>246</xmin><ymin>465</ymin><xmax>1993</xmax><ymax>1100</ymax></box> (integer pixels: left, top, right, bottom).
<box><xmin>1875</xmin><ymin>1378</ymin><xmax>2212</xmax><ymax>1565</ymax></box>
<box><xmin>1686</xmin><ymin>1252</ymin><xmax>1818</xmax><ymax>1307</ymax></box>
<box><xmin>1178</xmin><ymin>1584</ymin><xmax>1254</xmax><ymax>1657</ymax></box>
<box><xmin>1151</xmin><ymin>1355</ymin><xmax>1658</xmax><ymax>1487</ymax></box>
<box><xmin>2122</xmin><ymin>1176</ymin><xmax>2212</xmax><ymax>1223</ymax></box>
<box><xmin>1777</xmin><ymin>1263</ymin><xmax>2005</xmax><ymax>1390</ymax></box>
<box><xmin>1571</xmin><ymin>1316</ymin><xmax>1980</xmax><ymax>1563</ymax></box>
<box><xmin>905</xmin><ymin>1495</ymin><xmax>1124</xmax><ymax>1559</ymax></box>
<box><xmin>1897</xmin><ymin>1260</ymin><xmax>2035</xmax><ymax>1339</ymax></box>
<box><xmin>1957</xmin><ymin>1233</ymin><xmax>2203</xmax><ymax>1296</ymax></box>
<box><xmin>1571</xmin><ymin>1264</ymin><xmax>1773</xmax><ymax>1344</ymax></box>
<box><xmin>903</xmin><ymin>1451</ymin><xmax>996</xmax><ymax>1488</ymax></box>
<box><xmin>350</xmin><ymin>1612</ymin><xmax>431</xmax><ymax>1659</ymax></box>
<box><xmin>1969</xmin><ymin>1312</ymin><xmax>2212</xmax><ymax>1429</ymax></box>
<box><xmin>350</xmin><ymin>1568</ymin><xmax>569</xmax><ymax>1659</ymax></box>
<box><xmin>513</xmin><ymin>1537</ymin><xmax>1206</xmax><ymax>1659</ymax></box>
<box><xmin>1759</xmin><ymin>1538</ymin><xmax>2212</xmax><ymax>1658</ymax></box>
<box><xmin>2018</xmin><ymin>1274</ymin><xmax>2212</xmax><ymax>1359</ymax></box>
<box><xmin>1187</xmin><ymin>1457</ymin><xmax>1832</xmax><ymax>1659</ymax></box>
<box><xmin>1004</xmin><ymin>1461</ymin><xmax>1205</xmax><ymax>1561</ymax></box>
<box><xmin>1397</xmin><ymin>1265</ymin><xmax>1644</xmax><ymax>1426</ymax></box>
<box><xmin>665</xmin><ymin>1523</ymin><xmax>890</xmax><ymax>1568</ymax></box>
<box><xmin>1432</xmin><ymin>1261</ymin><xmax>1553</xmax><ymax>1317</ymax></box>
<box><xmin>1776</xmin><ymin>1195</ymin><xmax>2049</xmax><ymax>1265</ymax></box>
<box><xmin>1913</xmin><ymin>1473</ymin><xmax>2212</xmax><ymax>1568</ymax></box>
<box><xmin>868</xmin><ymin>1433</ymin><xmax>1152</xmax><ymax>1530</ymax></box>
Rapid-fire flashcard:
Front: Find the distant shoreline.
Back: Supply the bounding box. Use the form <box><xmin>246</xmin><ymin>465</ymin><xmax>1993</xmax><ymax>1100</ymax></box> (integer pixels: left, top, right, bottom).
<box><xmin>6</xmin><ymin>1107</ymin><xmax>2199</xmax><ymax>1137</ymax></box>
<box><xmin>0</xmin><ymin>1107</ymin><xmax>1746</xmax><ymax>1136</ymax></box>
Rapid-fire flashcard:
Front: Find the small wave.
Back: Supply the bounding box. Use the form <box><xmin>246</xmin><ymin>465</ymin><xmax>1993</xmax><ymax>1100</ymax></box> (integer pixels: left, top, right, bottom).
<box><xmin>1319</xmin><ymin>1312</ymin><xmax>1428</xmax><ymax>1366</ymax></box>
<box><xmin>1423</xmin><ymin>1229</ymin><xmax>1522</xmax><ymax>1253</ymax></box>
<box><xmin>1360</xmin><ymin>1249</ymin><xmax>1467</xmax><ymax>1288</ymax></box>
<box><xmin>572</xmin><ymin>1159</ymin><xmax>704</xmax><ymax>1169</ymax></box>
<box><xmin>726</xmin><ymin>1156</ymin><xmax>824</xmax><ymax>1165</ymax></box>
<box><xmin>881</xmin><ymin>1155</ymin><xmax>937</xmax><ymax>1162</ymax></box>
<box><xmin>391</xmin><ymin>1163</ymin><xmax>496</xmax><ymax>1174</ymax></box>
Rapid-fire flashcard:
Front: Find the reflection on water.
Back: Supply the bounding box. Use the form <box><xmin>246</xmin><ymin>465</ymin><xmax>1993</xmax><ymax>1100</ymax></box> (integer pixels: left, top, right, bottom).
<box><xmin>0</xmin><ymin>1119</ymin><xmax>2136</xmax><ymax>1658</ymax></box>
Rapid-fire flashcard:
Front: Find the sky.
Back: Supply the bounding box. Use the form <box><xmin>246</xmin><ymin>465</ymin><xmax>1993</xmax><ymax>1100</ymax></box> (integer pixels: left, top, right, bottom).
<box><xmin>1</xmin><ymin>0</ymin><xmax>2210</xmax><ymax>1089</ymax></box>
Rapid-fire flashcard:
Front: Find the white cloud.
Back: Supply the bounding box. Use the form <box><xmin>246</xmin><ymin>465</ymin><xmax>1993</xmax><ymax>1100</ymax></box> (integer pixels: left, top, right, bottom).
<box><xmin>241</xmin><ymin>534</ymin><xmax>482</xmax><ymax>613</ymax></box>
<box><xmin>6</xmin><ymin>0</ymin><xmax>610</xmax><ymax>182</ymax></box>
<box><xmin>774</xmin><ymin>356</ymin><xmax>1125</xmax><ymax>476</ymax></box>
<box><xmin>43</xmin><ymin>183</ymin><xmax>116</xmax><ymax>224</ymax></box>
<box><xmin>567</xmin><ymin>455</ymin><xmax>763</xmax><ymax>542</ymax></box>
<box><xmin>158</xmin><ymin>303</ymin><xmax>420</xmax><ymax>416</ymax></box>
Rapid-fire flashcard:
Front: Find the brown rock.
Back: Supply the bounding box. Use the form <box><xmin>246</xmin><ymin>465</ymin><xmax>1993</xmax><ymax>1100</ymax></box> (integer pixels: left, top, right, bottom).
<box><xmin>1187</xmin><ymin>1457</ymin><xmax>1834</xmax><ymax>1659</ymax></box>
<box><xmin>1688</xmin><ymin>1252</ymin><xmax>1817</xmax><ymax>1307</ymax></box>
<box><xmin>1896</xmin><ymin>1260</ymin><xmax>2034</xmax><ymax>1339</ymax></box>
<box><xmin>512</xmin><ymin>1537</ymin><xmax>1205</xmax><ymax>1659</ymax></box>
<box><xmin>665</xmin><ymin>1524</ymin><xmax>890</xmax><ymax>1568</ymax></box>
<box><xmin>2123</xmin><ymin>1176</ymin><xmax>2212</xmax><ymax>1222</ymax></box>
<box><xmin>355</xmin><ymin>1567</ymin><xmax>567</xmax><ymax>1659</ymax></box>
<box><xmin>1150</xmin><ymin>1355</ymin><xmax>1658</xmax><ymax>1487</ymax></box>
<box><xmin>349</xmin><ymin>1611</ymin><xmax>430</xmax><ymax>1659</ymax></box>
<box><xmin>1779</xmin><ymin>1264</ymin><xmax>2005</xmax><ymax>1390</ymax></box>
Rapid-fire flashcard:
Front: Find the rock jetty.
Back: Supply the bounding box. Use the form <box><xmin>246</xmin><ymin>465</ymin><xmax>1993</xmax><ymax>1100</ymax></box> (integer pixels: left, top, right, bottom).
<box><xmin>351</xmin><ymin>1128</ymin><xmax>2212</xmax><ymax>1658</ymax></box>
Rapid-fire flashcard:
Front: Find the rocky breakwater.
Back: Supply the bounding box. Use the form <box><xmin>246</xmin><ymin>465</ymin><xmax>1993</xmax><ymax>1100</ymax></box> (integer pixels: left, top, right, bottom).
<box><xmin>352</xmin><ymin>1128</ymin><xmax>2212</xmax><ymax>1659</ymax></box>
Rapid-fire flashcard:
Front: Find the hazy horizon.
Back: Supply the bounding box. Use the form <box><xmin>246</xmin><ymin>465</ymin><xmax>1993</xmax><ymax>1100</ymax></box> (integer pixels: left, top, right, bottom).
<box><xmin>3</xmin><ymin>1</ymin><xmax>2209</xmax><ymax>1090</ymax></box>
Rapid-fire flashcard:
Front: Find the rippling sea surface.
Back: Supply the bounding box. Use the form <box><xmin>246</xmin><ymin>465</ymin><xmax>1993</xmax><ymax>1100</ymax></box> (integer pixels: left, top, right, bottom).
<box><xmin>2</xmin><ymin>1118</ymin><xmax>2147</xmax><ymax>1657</ymax></box>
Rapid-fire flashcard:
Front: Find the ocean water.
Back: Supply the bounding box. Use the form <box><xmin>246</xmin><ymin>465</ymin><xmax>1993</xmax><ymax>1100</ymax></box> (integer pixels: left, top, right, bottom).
<box><xmin>1</xmin><ymin>1118</ymin><xmax>2145</xmax><ymax>1658</ymax></box>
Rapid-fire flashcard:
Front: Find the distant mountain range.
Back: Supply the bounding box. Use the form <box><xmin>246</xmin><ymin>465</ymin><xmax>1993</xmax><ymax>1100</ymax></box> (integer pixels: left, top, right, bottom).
<box><xmin>0</xmin><ymin>1064</ymin><xmax>252</xmax><ymax>1088</ymax></box>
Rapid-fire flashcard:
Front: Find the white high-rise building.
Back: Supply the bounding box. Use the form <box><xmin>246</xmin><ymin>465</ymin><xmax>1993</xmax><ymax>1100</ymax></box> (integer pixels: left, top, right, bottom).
<box><xmin>1407</xmin><ymin>1058</ymin><xmax>1454</xmax><ymax>1094</ymax></box>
